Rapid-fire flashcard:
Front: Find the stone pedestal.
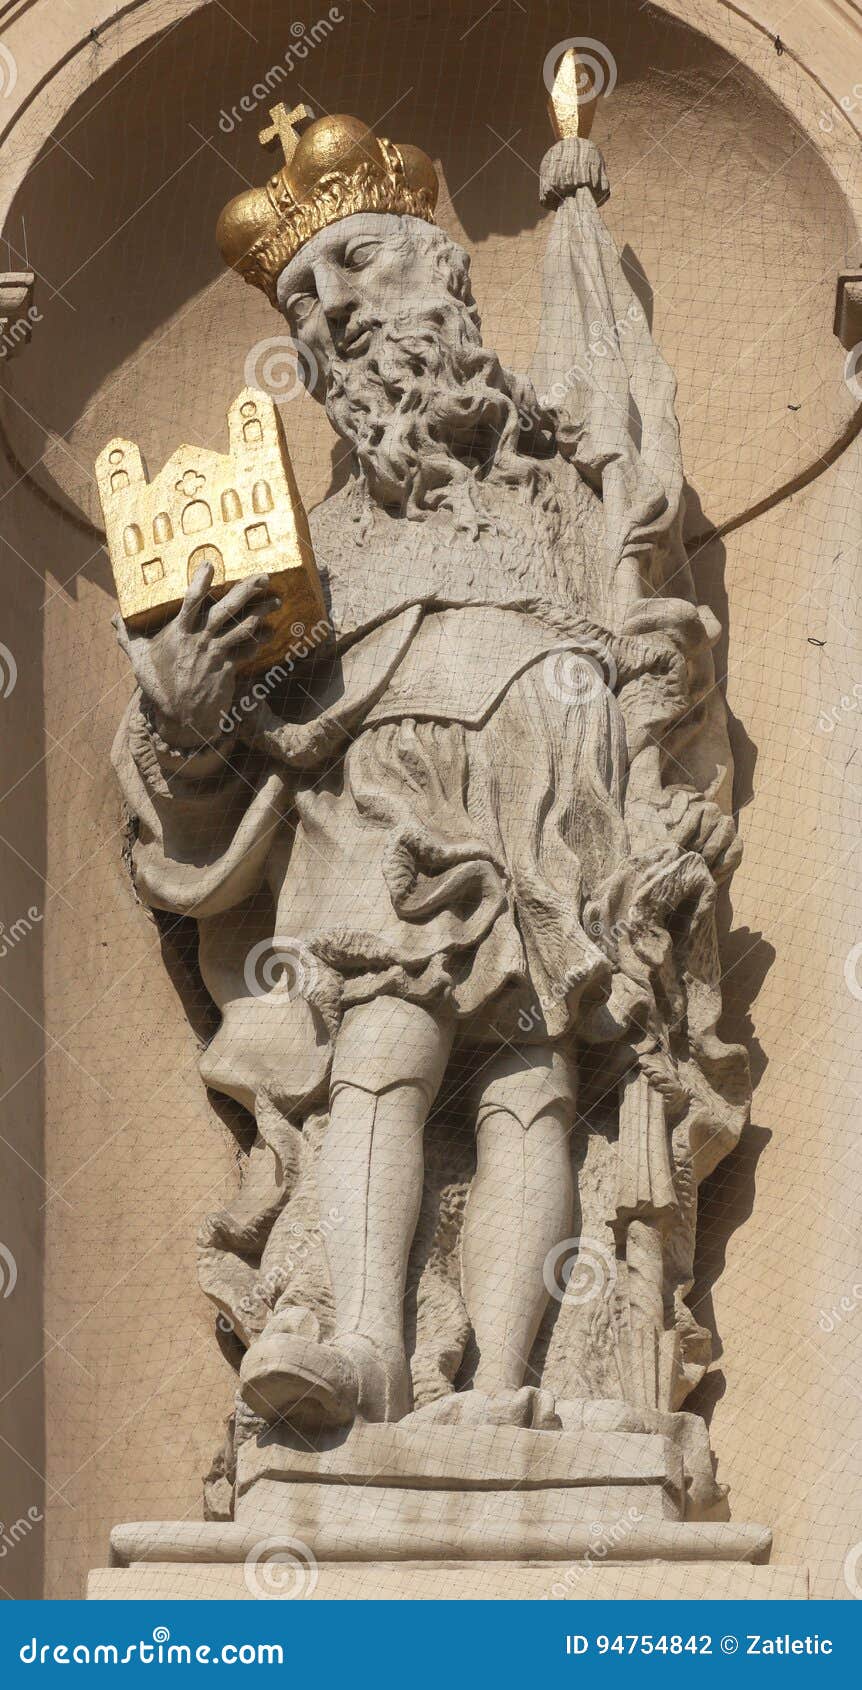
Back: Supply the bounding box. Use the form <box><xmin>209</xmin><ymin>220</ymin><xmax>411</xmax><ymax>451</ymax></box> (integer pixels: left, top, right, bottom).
<box><xmin>88</xmin><ymin>1562</ymin><xmax>808</xmax><ymax>1600</ymax></box>
<box><xmin>90</xmin><ymin>1423</ymin><xmax>802</xmax><ymax>1601</ymax></box>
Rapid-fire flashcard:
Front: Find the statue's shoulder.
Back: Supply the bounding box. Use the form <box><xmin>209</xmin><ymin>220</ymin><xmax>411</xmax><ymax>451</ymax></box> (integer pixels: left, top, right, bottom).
<box><xmin>308</xmin><ymin>478</ymin><xmax>363</xmax><ymax>566</ymax></box>
<box><xmin>550</xmin><ymin>453</ymin><xmax>604</xmax><ymax>524</ymax></box>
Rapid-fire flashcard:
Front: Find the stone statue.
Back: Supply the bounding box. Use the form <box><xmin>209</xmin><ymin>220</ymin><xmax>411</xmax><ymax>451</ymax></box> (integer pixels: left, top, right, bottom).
<box><xmin>111</xmin><ymin>89</ymin><xmax>750</xmax><ymax>1528</ymax></box>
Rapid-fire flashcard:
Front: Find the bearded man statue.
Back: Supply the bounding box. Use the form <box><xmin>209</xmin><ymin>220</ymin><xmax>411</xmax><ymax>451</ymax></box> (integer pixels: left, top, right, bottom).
<box><xmin>111</xmin><ymin>105</ymin><xmax>750</xmax><ymax>1524</ymax></box>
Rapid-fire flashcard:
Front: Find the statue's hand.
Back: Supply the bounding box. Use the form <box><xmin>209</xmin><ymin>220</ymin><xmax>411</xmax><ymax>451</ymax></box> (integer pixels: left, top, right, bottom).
<box><xmin>622</xmin><ymin>597</ymin><xmax>717</xmax><ymax>668</ymax></box>
<box><xmin>539</xmin><ymin>137</ymin><xmax>609</xmax><ymax>209</ymax></box>
<box><xmin>616</xmin><ymin>597</ymin><xmax>718</xmax><ymax>713</ymax></box>
<box><xmin>664</xmin><ymin>791</ymin><xmax>742</xmax><ymax>884</ymax></box>
<box><xmin>113</xmin><ymin>562</ymin><xmax>280</xmax><ymax>745</ymax></box>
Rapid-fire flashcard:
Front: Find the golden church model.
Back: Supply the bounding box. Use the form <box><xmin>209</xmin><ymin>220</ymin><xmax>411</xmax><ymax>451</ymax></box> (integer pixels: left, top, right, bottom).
<box><xmin>96</xmin><ymin>387</ymin><xmax>327</xmax><ymax>674</ymax></box>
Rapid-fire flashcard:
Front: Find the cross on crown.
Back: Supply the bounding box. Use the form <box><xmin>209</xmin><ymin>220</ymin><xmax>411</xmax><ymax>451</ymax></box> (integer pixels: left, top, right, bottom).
<box><xmin>258</xmin><ymin>102</ymin><xmax>313</xmax><ymax>167</ymax></box>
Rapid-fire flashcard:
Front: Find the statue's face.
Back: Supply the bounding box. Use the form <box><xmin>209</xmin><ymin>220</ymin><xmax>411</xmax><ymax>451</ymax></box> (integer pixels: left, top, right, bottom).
<box><xmin>276</xmin><ymin>213</ymin><xmax>443</xmax><ymax>398</ymax></box>
<box><xmin>276</xmin><ymin>213</ymin><xmax>527</xmax><ymax>520</ymax></box>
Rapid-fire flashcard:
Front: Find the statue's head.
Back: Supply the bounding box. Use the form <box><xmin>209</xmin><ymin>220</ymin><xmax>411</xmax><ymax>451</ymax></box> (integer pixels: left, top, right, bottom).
<box><xmin>218</xmin><ymin>107</ymin><xmax>555</xmax><ymax>519</ymax></box>
<box><xmin>281</xmin><ymin>211</ymin><xmax>557</xmax><ymax>522</ymax></box>
<box><xmin>275</xmin><ymin>212</ymin><xmax>481</xmax><ymax>398</ymax></box>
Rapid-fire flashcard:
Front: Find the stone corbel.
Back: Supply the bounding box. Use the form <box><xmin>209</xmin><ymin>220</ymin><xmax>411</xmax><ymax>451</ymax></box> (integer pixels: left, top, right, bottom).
<box><xmin>834</xmin><ymin>271</ymin><xmax>862</xmax><ymax>351</ymax></box>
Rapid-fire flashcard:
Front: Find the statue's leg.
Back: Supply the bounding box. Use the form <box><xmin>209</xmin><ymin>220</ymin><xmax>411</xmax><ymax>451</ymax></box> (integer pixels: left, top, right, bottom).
<box><xmin>319</xmin><ymin>995</ymin><xmax>454</xmax><ymax>1416</ymax></box>
<box><xmin>462</xmin><ymin>1043</ymin><xmax>576</xmax><ymax>1400</ymax></box>
<box><xmin>240</xmin><ymin>994</ymin><xmax>453</xmax><ymax>1429</ymax></box>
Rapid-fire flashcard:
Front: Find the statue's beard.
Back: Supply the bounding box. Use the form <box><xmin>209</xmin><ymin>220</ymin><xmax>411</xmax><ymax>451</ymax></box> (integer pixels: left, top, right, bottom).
<box><xmin>322</xmin><ymin>297</ymin><xmax>556</xmax><ymax>533</ymax></box>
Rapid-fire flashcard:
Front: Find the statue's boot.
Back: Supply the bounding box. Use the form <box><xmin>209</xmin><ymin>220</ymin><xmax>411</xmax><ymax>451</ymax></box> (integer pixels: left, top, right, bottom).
<box><xmin>241</xmin><ymin>999</ymin><xmax>452</xmax><ymax>1431</ymax></box>
<box><xmin>239</xmin><ymin>1326</ymin><xmax>357</xmax><ymax>1429</ymax></box>
<box><xmin>239</xmin><ymin>1316</ymin><xmax>410</xmax><ymax>1428</ymax></box>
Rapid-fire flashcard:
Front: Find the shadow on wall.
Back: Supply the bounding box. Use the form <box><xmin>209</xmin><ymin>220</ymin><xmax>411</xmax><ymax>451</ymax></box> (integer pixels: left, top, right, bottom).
<box><xmin>0</xmin><ymin>505</ymin><xmax>47</xmax><ymax>1599</ymax></box>
<box><xmin>676</xmin><ymin>474</ymin><xmax>774</xmax><ymax>1444</ymax></box>
<box><xmin>683</xmin><ymin>479</ymin><xmax>770</xmax><ymax>1085</ymax></box>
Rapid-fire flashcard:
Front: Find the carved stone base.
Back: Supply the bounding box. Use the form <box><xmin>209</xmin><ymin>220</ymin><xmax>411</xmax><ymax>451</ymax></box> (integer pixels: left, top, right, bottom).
<box><xmin>94</xmin><ymin>1423</ymin><xmax>786</xmax><ymax>1599</ymax></box>
<box><xmin>88</xmin><ymin>1562</ymin><xmax>808</xmax><ymax>1601</ymax></box>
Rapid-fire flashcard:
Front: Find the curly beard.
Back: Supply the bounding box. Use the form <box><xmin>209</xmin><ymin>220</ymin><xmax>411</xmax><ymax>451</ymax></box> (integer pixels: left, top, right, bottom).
<box><xmin>322</xmin><ymin>292</ymin><xmax>560</xmax><ymax>538</ymax></box>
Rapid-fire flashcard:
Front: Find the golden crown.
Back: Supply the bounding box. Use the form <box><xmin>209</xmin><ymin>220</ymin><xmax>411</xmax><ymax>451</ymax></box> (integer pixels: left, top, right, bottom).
<box><xmin>216</xmin><ymin>105</ymin><xmax>439</xmax><ymax>305</ymax></box>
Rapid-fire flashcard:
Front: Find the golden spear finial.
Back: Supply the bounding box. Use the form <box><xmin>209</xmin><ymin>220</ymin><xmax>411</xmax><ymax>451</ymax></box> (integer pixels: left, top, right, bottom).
<box><xmin>547</xmin><ymin>48</ymin><xmax>599</xmax><ymax>141</ymax></box>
